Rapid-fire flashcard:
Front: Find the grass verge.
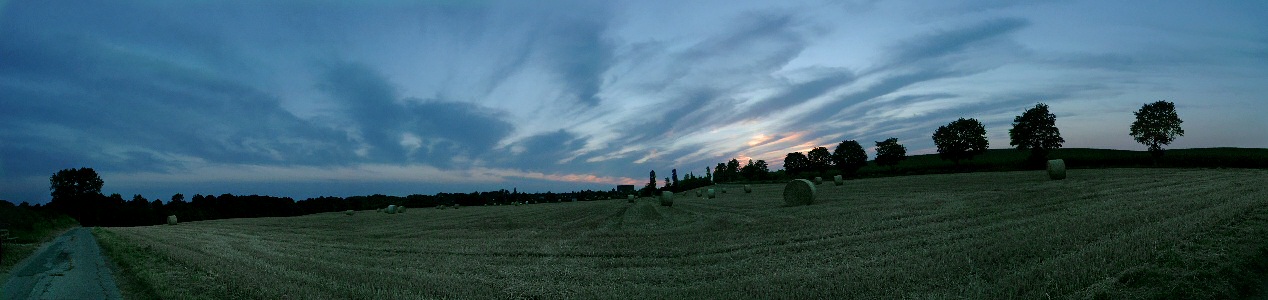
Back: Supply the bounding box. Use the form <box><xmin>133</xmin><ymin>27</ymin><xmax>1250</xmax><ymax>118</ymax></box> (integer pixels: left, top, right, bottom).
<box><xmin>92</xmin><ymin>227</ymin><xmax>239</xmax><ymax>300</ymax></box>
<box><xmin>0</xmin><ymin>210</ymin><xmax>78</xmax><ymax>278</ymax></box>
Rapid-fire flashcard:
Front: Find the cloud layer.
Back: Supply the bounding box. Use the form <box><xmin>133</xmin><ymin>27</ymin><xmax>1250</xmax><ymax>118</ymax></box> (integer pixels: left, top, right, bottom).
<box><xmin>3</xmin><ymin>0</ymin><xmax>1266</xmax><ymax>203</ymax></box>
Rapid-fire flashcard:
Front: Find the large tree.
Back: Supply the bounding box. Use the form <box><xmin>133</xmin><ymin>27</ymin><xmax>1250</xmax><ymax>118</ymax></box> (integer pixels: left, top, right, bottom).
<box><xmin>1130</xmin><ymin>100</ymin><xmax>1184</xmax><ymax>159</ymax></box>
<box><xmin>831</xmin><ymin>140</ymin><xmax>868</xmax><ymax>177</ymax></box>
<box><xmin>783</xmin><ymin>152</ymin><xmax>810</xmax><ymax>176</ymax></box>
<box><xmin>49</xmin><ymin>167</ymin><xmax>105</xmax><ymax>225</ymax></box>
<box><xmin>740</xmin><ymin>160</ymin><xmax>759</xmax><ymax>181</ymax></box>
<box><xmin>1009</xmin><ymin>103</ymin><xmax>1065</xmax><ymax>163</ymax></box>
<box><xmin>715</xmin><ymin>162</ymin><xmax>729</xmax><ymax>183</ymax></box>
<box><xmin>874</xmin><ymin>138</ymin><xmax>907</xmax><ymax>170</ymax></box>
<box><xmin>807</xmin><ymin>146</ymin><xmax>832</xmax><ymax>174</ymax></box>
<box><xmin>754</xmin><ymin>160</ymin><xmax>770</xmax><ymax>174</ymax></box>
<box><xmin>726</xmin><ymin>159</ymin><xmax>741</xmax><ymax>182</ymax></box>
<box><xmin>933</xmin><ymin>118</ymin><xmax>990</xmax><ymax>166</ymax></box>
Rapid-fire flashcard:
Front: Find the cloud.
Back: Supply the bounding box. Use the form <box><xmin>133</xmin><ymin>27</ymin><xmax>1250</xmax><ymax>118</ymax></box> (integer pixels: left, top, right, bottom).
<box><xmin>1</xmin><ymin>25</ymin><xmax>351</xmax><ymax>172</ymax></box>
<box><xmin>314</xmin><ymin>61</ymin><xmax>516</xmax><ymax>166</ymax></box>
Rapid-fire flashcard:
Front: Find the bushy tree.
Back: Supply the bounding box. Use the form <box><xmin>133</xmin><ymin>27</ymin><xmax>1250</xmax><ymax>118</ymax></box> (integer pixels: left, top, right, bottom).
<box><xmin>740</xmin><ymin>160</ymin><xmax>758</xmax><ymax>181</ymax></box>
<box><xmin>715</xmin><ymin>162</ymin><xmax>728</xmax><ymax>183</ymax></box>
<box><xmin>783</xmin><ymin>152</ymin><xmax>809</xmax><ymax>176</ymax></box>
<box><xmin>754</xmin><ymin>160</ymin><xmax>770</xmax><ymax>175</ymax></box>
<box><xmin>807</xmin><ymin>147</ymin><xmax>832</xmax><ymax>174</ymax></box>
<box><xmin>874</xmin><ymin>138</ymin><xmax>907</xmax><ymax>170</ymax></box>
<box><xmin>741</xmin><ymin>159</ymin><xmax>771</xmax><ymax>181</ymax></box>
<box><xmin>1009</xmin><ymin>103</ymin><xmax>1064</xmax><ymax>163</ymax></box>
<box><xmin>726</xmin><ymin>159</ymin><xmax>741</xmax><ymax>181</ymax></box>
<box><xmin>1130</xmin><ymin>100</ymin><xmax>1184</xmax><ymax>159</ymax></box>
<box><xmin>49</xmin><ymin>167</ymin><xmax>105</xmax><ymax>224</ymax></box>
<box><xmin>831</xmin><ymin>140</ymin><xmax>867</xmax><ymax>177</ymax></box>
<box><xmin>933</xmin><ymin>118</ymin><xmax>989</xmax><ymax>165</ymax></box>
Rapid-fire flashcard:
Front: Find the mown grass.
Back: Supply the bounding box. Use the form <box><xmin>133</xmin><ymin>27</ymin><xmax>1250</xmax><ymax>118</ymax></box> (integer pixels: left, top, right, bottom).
<box><xmin>96</xmin><ymin>169</ymin><xmax>1268</xmax><ymax>299</ymax></box>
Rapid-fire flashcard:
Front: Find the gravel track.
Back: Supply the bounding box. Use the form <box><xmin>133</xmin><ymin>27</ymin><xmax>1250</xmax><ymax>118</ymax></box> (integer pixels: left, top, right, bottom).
<box><xmin>2</xmin><ymin>227</ymin><xmax>122</xmax><ymax>300</ymax></box>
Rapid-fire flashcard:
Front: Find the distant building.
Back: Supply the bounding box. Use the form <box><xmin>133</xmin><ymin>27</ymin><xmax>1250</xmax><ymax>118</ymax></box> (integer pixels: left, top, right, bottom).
<box><xmin>617</xmin><ymin>185</ymin><xmax>635</xmax><ymax>193</ymax></box>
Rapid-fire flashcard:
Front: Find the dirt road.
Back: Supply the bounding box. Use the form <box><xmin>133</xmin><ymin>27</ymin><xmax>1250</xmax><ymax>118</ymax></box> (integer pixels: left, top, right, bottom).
<box><xmin>2</xmin><ymin>227</ymin><xmax>122</xmax><ymax>300</ymax></box>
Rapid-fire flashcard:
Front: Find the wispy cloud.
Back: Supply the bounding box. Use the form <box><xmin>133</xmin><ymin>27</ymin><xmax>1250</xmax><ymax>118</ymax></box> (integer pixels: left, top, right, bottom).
<box><xmin>2</xmin><ymin>0</ymin><xmax>1266</xmax><ymax>203</ymax></box>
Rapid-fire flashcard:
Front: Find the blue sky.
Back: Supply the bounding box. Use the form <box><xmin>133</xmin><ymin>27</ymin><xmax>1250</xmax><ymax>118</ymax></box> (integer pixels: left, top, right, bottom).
<box><xmin>2</xmin><ymin>0</ymin><xmax>1266</xmax><ymax>204</ymax></box>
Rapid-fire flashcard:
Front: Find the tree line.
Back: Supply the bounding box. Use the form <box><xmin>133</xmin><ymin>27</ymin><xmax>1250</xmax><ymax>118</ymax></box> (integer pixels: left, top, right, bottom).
<box><xmin>643</xmin><ymin>101</ymin><xmax>1182</xmax><ymax>190</ymax></box>
<box><xmin>778</xmin><ymin>100</ymin><xmax>1183</xmax><ymax>178</ymax></box>
<box><xmin>44</xmin><ymin>167</ymin><xmax>634</xmax><ymax>227</ymax></box>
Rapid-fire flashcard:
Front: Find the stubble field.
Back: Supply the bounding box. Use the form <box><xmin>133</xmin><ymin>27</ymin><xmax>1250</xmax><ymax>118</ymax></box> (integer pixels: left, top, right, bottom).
<box><xmin>95</xmin><ymin>168</ymin><xmax>1268</xmax><ymax>299</ymax></box>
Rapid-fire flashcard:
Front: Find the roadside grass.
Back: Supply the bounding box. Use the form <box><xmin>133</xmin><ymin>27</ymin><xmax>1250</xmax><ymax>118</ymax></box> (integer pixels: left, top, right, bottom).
<box><xmin>0</xmin><ymin>205</ymin><xmax>78</xmax><ymax>278</ymax></box>
<box><xmin>96</xmin><ymin>169</ymin><xmax>1268</xmax><ymax>299</ymax></box>
<box><xmin>92</xmin><ymin>228</ymin><xmax>185</xmax><ymax>300</ymax></box>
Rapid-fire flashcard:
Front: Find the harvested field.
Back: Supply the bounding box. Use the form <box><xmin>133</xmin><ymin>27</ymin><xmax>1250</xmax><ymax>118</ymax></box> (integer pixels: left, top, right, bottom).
<box><xmin>95</xmin><ymin>169</ymin><xmax>1268</xmax><ymax>299</ymax></box>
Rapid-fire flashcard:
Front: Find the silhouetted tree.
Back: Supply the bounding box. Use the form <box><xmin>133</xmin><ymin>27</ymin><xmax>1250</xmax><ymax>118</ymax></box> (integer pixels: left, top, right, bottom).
<box><xmin>705</xmin><ymin>166</ymin><xmax>712</xmax><ymax>183</ymax></box>
<box><xmin>807</xmin><ymin>147</ymin><xmax>832</xmax><ymax>174</ymax></box>
<box><xmin>1009</xmin><ymin>103</ymin><xmax>1064</xmax><ymax>164</ymax></box>
<box><xmin>754</xmin><ymin>160</ymin><xmax>770</xmax><ymax>177</ymax></box>
<box><xmin>1130</xmin><ymin>100</ymin><xmax>1184</xmax><ymax>159</ymax></box>
<box><xmin>784</xmin><ymin>152</ymin><xmax>810</xmax><ymax>177</ymax></box>
<box><xmin>671</xmin><ymin>169</ymin><xmax>679</xmax><ymax>192</ymax></box>
<box><xmin>740</xmin><ymin>159</ymin><xmax>758</xmax><ymax>181</ymax></box>
<box><xmin>933</xmin><ymin>118</ymin><xmax>989</xmax><ymax>166</ymax></box>
<box><xmin>874</xmin><ymin>138</ymin><xmax>907</xmax><ymax>170</ymax></box>
<box><xmin>644</xmin><ymin>170</ymin><xmax>657</xmax><ymax>196</ymax></box>
<box><xmin>832</xmin><ymin>140</ymin><xmax>867</xmax><ymax>177</ymax></box>
<box><xmin>48</xmin><ymin>167</ymin><xmax>104</xmax><ymax>225</ymax></box>
<box><xmin>715</xmin><ymin>162</ymin><xmax>728</xmax><ymax>183</ymax></box>
<box><xmin>726</xmin><ymin>159</ymin><xmax>741</xmax><ymax>182</ymax></box>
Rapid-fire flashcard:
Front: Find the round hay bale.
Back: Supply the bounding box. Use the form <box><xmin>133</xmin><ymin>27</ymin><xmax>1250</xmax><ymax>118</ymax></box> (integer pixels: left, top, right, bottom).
<box><xmin>783</xmin><ymin>179</ymin><xmax>817</xmax><ymax>206</ymax></box>
<box><xmin>386</xmin><ymin>205</ymin><xmax>398</xmax><ymax>214</ymax></box>
<box><xmin>707</xmin><ymin>189</ymin><xmax>716</xmax><ymax>199</ymax></box>
<box><xmin>833</xmin><ymin>175</ymin><xmax>843</xmax><ymax>186</ymax></box>
<box><xmin>1047</xmin><ymin>159</ymin><xmax>1067</xmax><ymax>180</ymax></box>
<box><xmin>627</xmin><ymin>197</ymin><xmax>635</xmax><ymax>203</ymax></box>
<box><xmin>659</xmin><ymin>191</ymin><xmax>674</xmax><ymax>206</ymax></box>
<box><xmin>377</xmin><ymin>208</ymin><xmax>384</xmax><ymax>213</ymax></box>
<box><xmin>628</xmin><ymin>195</ymin><xmax>635</xmax><ymax>200</ymax></box>
<box><xmin>167</xmin><ymin>215</ymin><xmax>178</xmax><ymax>225</ymax></box>
<box><xmin>695</xmin><ymin>190</ymin><xmax>702</xmax><ymax>197</ymax></box>
<box><xmin>397</xmin><ymin>206</ymin><xmax>407</xmax><ymax>213</ymax></box>
<box><xmin>813</xmin><ymin>177</ymin><xmax>824</xmax><ymax>185</ymax></box>
<box><xmin>437</xmin><ymin>205</ymin><xmax>446</xmax><ymax>210</ymax></box>
<box><xmin>722</xmin><ymin>188</ymin><xmax>727</xmax><ymax>193</ymax></box>
<box><xmin>452</xmin><ymin>204</ymin><xmax>461</xmax><ymax>209</ymax></box>
<box><xmin>344</xmin><ymin>210</ymin><xmax>354</xmax><ymax>216</ymax></box>
<box><xmin>744</xmin><ymin>185</ymin><xmax>752</xmax><ymax>193</ymax></box>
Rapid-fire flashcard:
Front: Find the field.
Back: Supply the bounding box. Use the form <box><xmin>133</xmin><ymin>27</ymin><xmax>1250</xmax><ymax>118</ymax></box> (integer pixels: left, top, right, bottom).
<box><xmin>95</xmin><ymin>168</ymin><xmax>1268</xmax><ymax>299</ymax></box>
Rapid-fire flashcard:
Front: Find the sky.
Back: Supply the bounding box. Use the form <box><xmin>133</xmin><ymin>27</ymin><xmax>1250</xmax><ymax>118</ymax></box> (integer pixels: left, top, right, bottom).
<box><xmin>2</xmin><ymin>0</ymin><xmax>1266</xmax><ymax>204</ymax></box>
